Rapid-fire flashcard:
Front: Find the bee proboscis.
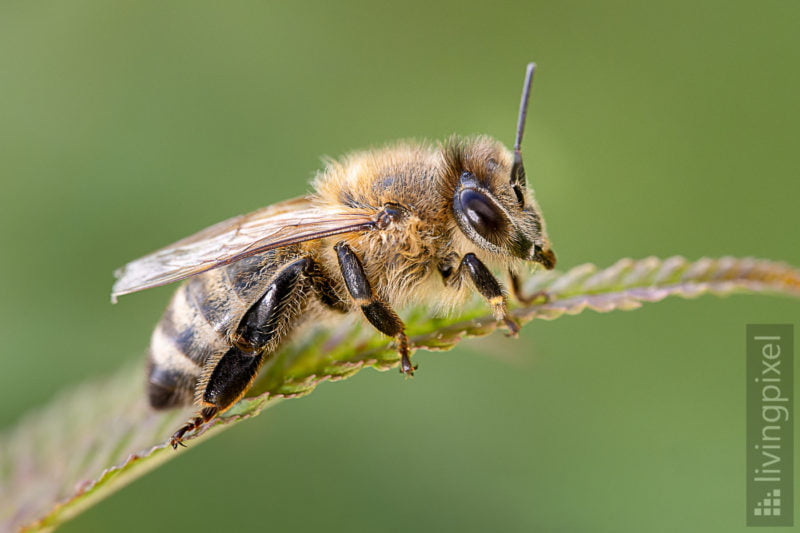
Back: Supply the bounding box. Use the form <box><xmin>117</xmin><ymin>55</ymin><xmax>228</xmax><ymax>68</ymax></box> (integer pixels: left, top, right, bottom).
<box><xmin>113</xmin><ymin>63</ymin><xmax>556</xmax><ymax>449</ymax></box>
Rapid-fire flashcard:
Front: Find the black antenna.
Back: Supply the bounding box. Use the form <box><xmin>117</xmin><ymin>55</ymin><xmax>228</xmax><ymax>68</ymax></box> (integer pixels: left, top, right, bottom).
<box><xmin>510</xmin><ymin>62</ymin><xmax>536</xmax><ymax>187</ymax></box>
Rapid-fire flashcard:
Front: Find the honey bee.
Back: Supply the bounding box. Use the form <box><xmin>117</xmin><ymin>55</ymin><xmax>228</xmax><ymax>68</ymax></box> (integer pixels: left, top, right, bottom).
<box><xmin>113</xmin><ymin>63</ymin><xmax>556</xmax><ymax>449</ymax></box>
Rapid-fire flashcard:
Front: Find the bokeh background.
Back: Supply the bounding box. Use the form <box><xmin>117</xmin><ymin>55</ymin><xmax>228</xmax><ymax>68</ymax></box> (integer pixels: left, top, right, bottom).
<box><xmin>1</xmin><ymin>1</ymin><xmax>798</xmax><ymax>531</ymax></box>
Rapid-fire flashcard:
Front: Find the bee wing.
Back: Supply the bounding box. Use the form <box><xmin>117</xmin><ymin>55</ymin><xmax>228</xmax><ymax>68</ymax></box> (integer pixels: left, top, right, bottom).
<box><xmin>112</xmin><ymin>196</ymin><xmax>377</xmax><ymax>301</ymax></box>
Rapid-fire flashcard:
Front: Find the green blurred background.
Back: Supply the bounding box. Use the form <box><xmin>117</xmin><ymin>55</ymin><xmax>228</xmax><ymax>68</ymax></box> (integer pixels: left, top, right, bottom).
<box><xmin>1</xmin><ymin>1</ymin><xmax>798</xmax><ymax>531</ymax></box>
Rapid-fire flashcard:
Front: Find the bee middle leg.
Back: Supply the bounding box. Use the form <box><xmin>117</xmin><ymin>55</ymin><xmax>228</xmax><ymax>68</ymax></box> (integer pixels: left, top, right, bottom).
<box><xmin>170</xmin><ymin>257</ymin><xmax>311</xmax><ymax>449</ymax></box>
<box><xmin>460</xmin><ymin>254</ymin><xmax>519</xmax><ymax>336</ymax></box>
<box><xmin>334</xmin><ymin>241</ymin><xmax>415</xmax><ymax>375</ymax></box>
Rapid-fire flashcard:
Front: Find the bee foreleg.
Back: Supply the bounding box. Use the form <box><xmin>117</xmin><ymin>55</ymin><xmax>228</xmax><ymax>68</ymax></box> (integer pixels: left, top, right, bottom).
<box><xmin>333</xmin><ymin>241</ymin><xmax>415</xmax><ymax>375</ymax></box>
<box><xmin>508</xmin><ymin>269</ymin><xmax>550</xmax><ymax>305</ymax></box>
<box><xmin>171</xmin><ymin>257</ymin><xmax>310</xmax><ymax>449</ymax></box>
<box><xmin>461</xmin><ymin>254</ymin><xmax>519</xmax><ymax>336</ymax></box>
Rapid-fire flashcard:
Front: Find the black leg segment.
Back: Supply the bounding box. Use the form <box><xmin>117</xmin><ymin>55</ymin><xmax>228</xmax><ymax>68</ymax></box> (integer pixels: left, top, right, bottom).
<box><xmin>334</xmin><ymin>241</ymin><xmax>414</xmax><ymax>375</ymax></box>
<box><xmin>361</xmin><ymin>302</ymin><xmax>403</xmax><ymax>337</ymax></box>
<box><xmin>334</xmin><ymin>242</ymin><xmax>373</xmax><ymax>302</ymax></box>
<box><xmin>172</xmin><ymin>257</ymin><xmax>312</xmax><ymax>449</ymax></box>
<box><xmin>461</xmin><ymin>254</ymin><xmax>519</xmax><ymax>335</ymax></box>
<box><xmin>235</xmin><ymin>258</ymin><xmax>309</xmax><ymax>350</ymax></box>
<box><xmin>202</xmin><ymin>347</ymin><xmax>265</xmax><ymax>408</ymax></box>
<box><xmin>205</xmin><ymin>256</ymin><xmax>310</xmax><ymax>407</ymax></box>
<box><xmin>307</xmin><ymin>260</ymin><xmax>350</xmax><ymax>313</ymax></box>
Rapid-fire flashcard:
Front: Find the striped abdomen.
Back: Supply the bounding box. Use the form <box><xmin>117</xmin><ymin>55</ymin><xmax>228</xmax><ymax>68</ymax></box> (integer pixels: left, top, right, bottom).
<box><xmin>146</xmin><ymin>250</ymin><xmax>294</xmax><ymax>409</ymax></box>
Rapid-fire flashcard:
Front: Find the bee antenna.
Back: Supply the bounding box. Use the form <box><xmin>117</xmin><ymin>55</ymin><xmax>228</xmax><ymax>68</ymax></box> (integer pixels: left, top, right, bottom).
<box><xmin>511</xmin><ymin>62</ymin><xmax>536</xmax><ymax>187</ymax></box>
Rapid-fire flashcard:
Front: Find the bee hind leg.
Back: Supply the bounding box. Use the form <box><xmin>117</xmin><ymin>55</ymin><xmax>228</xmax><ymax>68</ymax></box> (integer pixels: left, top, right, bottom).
<box><xmin>170</xmin><ymin>257</ymin><xmax>311</xmax><ymax>449</ymax></box>
<box><xmin>170</xmin><ymin>406</ymin><xmax>218</xmax><ymax>449</ymax></box>
<box><xmin>334</xmin><ymin>242</ymin><xmax>415</xmax><ymax>375</ymax></box>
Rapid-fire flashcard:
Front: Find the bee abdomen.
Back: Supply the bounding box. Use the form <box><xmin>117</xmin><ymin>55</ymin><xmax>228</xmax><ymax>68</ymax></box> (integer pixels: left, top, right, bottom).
<box><xmin>146</xmin><ymin>359</ymin><xmax>195</xmax><ymax>409</ymax></box>
<box><xmin>147</xmin><ymin>282</ymin><xmax>230</xmax><ymax>409</ymax></box>
<box><xmin>146</xmin><ymin>315</ymin><xmax>210</xmax><ymax>409</ymax></box>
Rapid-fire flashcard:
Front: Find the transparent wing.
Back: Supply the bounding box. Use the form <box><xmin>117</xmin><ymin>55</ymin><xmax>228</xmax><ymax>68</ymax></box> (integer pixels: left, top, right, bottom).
<box><xmin>112</xmin><ymin>196</ymin><xmax>377</xmax><ymax>301</ymax></box>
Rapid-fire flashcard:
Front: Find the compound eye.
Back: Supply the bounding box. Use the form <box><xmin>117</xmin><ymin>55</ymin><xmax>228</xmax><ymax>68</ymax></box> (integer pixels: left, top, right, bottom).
<box><xmin>458</xmin><ymin>188</ymin><xmax>507</xmax><ymax>243</ymax></box>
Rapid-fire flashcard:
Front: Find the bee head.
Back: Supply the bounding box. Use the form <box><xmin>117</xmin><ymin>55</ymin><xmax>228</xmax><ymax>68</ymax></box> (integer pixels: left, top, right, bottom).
<box><xmin>448</xmin><ymin>63</ymin><xmax>556</xmax><ymax>270</ymax></box>
<box><xmin>450</xmin><ymin>153</ymin><xmax>556</xmax><ymax>269</ymax></box>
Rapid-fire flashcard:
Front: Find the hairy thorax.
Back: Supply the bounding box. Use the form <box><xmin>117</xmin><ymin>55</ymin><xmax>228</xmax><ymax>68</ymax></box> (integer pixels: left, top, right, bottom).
<box><xmin>311</xmin><ymin>144</ymin><xmax>460</xmax><ymax>309</ymax></box>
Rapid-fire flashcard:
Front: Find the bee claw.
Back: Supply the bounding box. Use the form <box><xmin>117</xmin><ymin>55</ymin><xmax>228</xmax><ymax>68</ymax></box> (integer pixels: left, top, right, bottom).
<box><xmin>400</xmin><ymin>353</ymin><xmax>417</xmax><ymax>377</ymax></box>
<box><xmin>170</xmin><ymin>439</ymin><xmax>188</xmax><ymax>450</ymax></box>
<box><xmin>170</xmin><ymin>433</ymin><xmax>189</xmax><ymax>450</ymax></box>
<box><xmin>503</xmin><ymin>316</ymin><xmax>520</xmax><ymax>337</ymax></box>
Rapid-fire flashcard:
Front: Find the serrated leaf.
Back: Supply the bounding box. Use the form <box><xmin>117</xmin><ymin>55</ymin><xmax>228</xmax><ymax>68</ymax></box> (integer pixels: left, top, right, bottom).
<box><xmin>1</xmin><ymin>256</ymin><xmax>798</xmax><ymax>532</ymax></box>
